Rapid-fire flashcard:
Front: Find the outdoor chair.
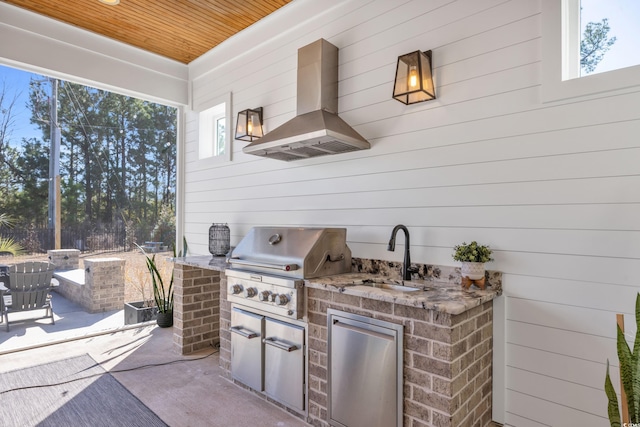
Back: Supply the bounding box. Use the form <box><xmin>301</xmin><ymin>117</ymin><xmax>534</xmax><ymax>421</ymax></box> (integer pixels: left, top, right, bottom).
<box><xmin>0</xmin><ymin>261</ymin><xmax>56</xmax><ymax>332</ymax></box>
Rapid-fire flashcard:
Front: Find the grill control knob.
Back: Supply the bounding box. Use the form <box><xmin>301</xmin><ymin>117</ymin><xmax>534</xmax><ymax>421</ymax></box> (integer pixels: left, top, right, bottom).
<box><xmin>230</xmin><ymin>284</ymin><xmax>243</xmax><ymax>295</ymax></box>
<box><xmin>244</xmin><ymin>287</ymin><xmax>257</xmax><ymax>298</ymax></box>
<box><xmin>259</xmin><ymin>291</ymin><xmax>271</xmax><ymax>301</ymax></box>
<box><xmin>269</xmin><ymin>293</ymin><xmax>277</xmax><ymax>302</ymax></box>
<box><xmin>274</xmin><ymin>294</ymin><xmax>289</xmax><ymax>306</ymax></box>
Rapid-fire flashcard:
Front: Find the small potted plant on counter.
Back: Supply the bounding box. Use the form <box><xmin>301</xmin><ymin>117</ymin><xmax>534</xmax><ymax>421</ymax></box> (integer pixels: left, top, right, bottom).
<box><xmin>452</xmin><ymin>241</ymin><xmax>493</xmax><ymax>290</ymax></box>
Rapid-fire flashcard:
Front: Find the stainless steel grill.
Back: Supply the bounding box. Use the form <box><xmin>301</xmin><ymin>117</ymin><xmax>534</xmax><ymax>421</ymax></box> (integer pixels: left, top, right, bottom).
<box><xmin>226</xmin><ymin>227</ymin><xmax>353</xmax><ymax>415</ymax></box>
<box><xmin>226</xmin><ymin>227</ymin><xmax>351</xmax><ymax>319</ymax></box>
<box><xmin>227</xmin><ymin>227</ymin><xmax>352</xmax><ymax>280</ymax></box>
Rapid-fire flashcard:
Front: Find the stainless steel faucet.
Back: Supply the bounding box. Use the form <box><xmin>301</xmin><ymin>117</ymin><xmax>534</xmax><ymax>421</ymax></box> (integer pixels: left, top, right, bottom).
<box><xmin>387</xmin><ymin>224</ymin><xmax>415</xmax><ymax>281</ymax></box>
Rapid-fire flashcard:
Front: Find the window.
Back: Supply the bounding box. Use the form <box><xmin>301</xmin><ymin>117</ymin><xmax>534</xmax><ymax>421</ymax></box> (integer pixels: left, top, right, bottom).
<box><xmin>541</xmin><ymin>0</ymin><xmax>640</xmax><ymax>102</ymax></box>
<box><xmin>568</xmin><ymin>0</ymin><xmax>640</xmax><ymax>78</ymax></box>
<box><xmin>198</xmin><ymin>92</ymin><xmax>231</xmax><ymax>162</ymax></box>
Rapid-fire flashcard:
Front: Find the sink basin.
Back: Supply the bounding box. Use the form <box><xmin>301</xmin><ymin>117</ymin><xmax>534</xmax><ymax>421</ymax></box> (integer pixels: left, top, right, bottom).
<box><xmin>379</xmin><ymin>283</ymin><xmax>421</xmax><ymax>292</ymax></box>
<box><xmin>360</xmin><ymin>280</ymin><xmax>422</xmax><ymax>292</ymax></box>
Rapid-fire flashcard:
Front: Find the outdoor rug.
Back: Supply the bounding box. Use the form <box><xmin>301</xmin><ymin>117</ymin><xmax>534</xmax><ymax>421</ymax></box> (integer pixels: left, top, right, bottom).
<box><xmin>0</xmin><ymin>354</ymin><xmax>168</xmax><ymax>427</ymax></box>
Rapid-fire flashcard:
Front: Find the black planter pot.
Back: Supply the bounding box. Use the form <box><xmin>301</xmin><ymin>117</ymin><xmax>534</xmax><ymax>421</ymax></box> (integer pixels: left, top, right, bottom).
<box><xmin>156</xmin><ymin>311</ymin><xmax>173</xmax><ymax>328</ymax></box>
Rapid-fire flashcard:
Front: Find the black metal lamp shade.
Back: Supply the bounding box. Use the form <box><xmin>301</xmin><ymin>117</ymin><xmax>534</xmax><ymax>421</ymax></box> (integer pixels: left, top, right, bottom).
<box><xmin>235</xmin><ymin>107</ymin><xmax>264</xmax><ymax>141</ymax></box>
<box><xmin>209</xmin><ymin>223</ymin><xmax>230</xmax><ymax>256</ymax></box>
<box><xmin>393</xmin><ymin>50</ymin><xmax>435</xmax><ymax>104</ymax></box>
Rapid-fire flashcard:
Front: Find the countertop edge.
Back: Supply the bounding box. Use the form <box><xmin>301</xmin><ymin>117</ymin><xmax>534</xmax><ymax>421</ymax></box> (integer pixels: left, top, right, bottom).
<box><xmin>305</xmin><ymin>275</ymin><xmax>501</xmax><ymax>315</ymax></box>
<box><xmin>173</xmin><ymin>255</ymin><xmax>227</xmax><ymax>272</ymax></box>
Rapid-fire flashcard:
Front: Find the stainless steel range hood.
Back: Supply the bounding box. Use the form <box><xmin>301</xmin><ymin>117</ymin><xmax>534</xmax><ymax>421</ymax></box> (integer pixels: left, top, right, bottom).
<box><xmin>242</xmin><ymin>39</ymin><xmax>370</xmax><ymax>161</ymax></box>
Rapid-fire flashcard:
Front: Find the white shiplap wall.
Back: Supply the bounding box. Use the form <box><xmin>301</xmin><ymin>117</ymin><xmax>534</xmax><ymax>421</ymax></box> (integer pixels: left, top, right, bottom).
<box><xmin>186</xmin><ymin>0</ymin><xmax>640</xmax><ymax>425</ymax></box>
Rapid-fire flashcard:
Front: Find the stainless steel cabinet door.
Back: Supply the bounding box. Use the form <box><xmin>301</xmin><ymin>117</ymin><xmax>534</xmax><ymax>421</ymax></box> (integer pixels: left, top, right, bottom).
<box><xmin>264</xmin><ymin>317</ymin><xmax>305</xmax><ymax>412</ymax></box>
<box><xmin>329</xmin><ymin>313</ymin><xmax>402</xmax><ymax>427</ymax></box>
<box><xmin>230</xmin><ymin>307</ymin><xmax>264</xmax><ymax>391</ymax></box>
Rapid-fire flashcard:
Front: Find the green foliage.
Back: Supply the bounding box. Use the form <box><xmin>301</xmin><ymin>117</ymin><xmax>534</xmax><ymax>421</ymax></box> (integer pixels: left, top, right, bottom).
<box><xmin>0</xmin><ymin>214</ymin><xmax>24</xmax><ymax>256</ymax></box>
<box><xmin>141</xmin><ymin>237</ymin><xmax>188</xmax><ymax>314</ymax></box>
<box><xmin>581</xmin><ymin>18</ymin><xmax>617</xmax><ymax>75</ymax></box>
<box><xmin>0</xmin><ymin>236</ymin><xmax>24</xmax><ymax>256</ymax></box>
<box><xmin>452</xmin><ymin>241</ymin><xmax>493</xmax><ymax>263</ymax></box>
<box><xmin>1</xmin><ymin>78</ymin><xmax>177</xmax><ymax>235</ymax></box>
<box><xmin>606</xmin><ymin>293</ymin><xmax>640</xmax><ymax>425</ymax></box>
<box><xmin>175</xmin><ymin>237</ymin><xmax>189</xmax><ymax>259</ymax></box>
<box><xmin>145</xmin><ymin>254</ymin><xmax>173</xmax><ymax>314</ymax></box>
<box><xmin>605</xmin><ymin>359</ymin><xmax>622</xmax><ymax>427</ymax></box>
<box><xmin>0</xmin><ymin>213</ymin><xmax>14</xmax><ymax>228</ymax></box>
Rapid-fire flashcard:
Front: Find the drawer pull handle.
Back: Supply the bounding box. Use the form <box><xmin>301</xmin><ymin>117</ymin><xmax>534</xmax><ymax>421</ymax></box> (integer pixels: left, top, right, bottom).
<box><xmin>230</xmin><ymin>326</ymin><xmax>259</xmax><ymax>339</ymax></box>
<box><xmin>263</xmin><ymin>337</ymin><xmax>297</xmax><ymax>352</ymax></box>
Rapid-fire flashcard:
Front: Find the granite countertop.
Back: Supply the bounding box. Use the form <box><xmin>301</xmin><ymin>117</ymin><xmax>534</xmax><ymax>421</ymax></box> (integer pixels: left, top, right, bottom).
<box><xmin>174</xmin><ymin>256</ymin><xmax>501</xmax><ymax>315</ymax></box>
<box><xmin>305</xmin><ymin>273</ymin><xmax>501</xmax><ymax>315</ymax></box>
<box><xmin>173</xmin><ymin>255</ymin><xmax>228</xmax><ymax>272</ymax></box>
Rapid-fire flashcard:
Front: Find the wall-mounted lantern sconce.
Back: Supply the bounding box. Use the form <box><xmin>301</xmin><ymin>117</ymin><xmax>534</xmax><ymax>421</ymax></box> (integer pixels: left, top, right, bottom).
<box><xmin>235</xmin><ymin>107</ymin><xmax>264</xmax><ymax>141</ymax></box>
<box><xmin>393</xmin><ymin>50</ymin><xmax>435</xmax><ymax>104</ymax></box>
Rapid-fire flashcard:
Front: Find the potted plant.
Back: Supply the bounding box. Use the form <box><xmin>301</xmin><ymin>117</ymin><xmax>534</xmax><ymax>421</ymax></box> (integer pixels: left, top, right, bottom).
<box><xmin>146</xmin><ymin>253</ymin><xmax>173</xmax><ymax>328</ymax></box>
<box><xmin>141</xmin><ymin>238</ymin><xmax>188</xmax><ymax>328</ymax></box>
<box><xmin>605</xmin><ymin>293</ymin><xmax>640</xmax><ymax>425</ymax></box>
<box><xmin>452</xmin><ymin>241</ymin><xmax>493</xmax><ymax>284</ymax></box>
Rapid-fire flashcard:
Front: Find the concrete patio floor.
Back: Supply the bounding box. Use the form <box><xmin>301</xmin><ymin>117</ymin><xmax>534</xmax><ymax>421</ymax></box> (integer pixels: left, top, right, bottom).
<box><xmin>0</xmin><ymin>295</ymin><xmax>310</xmax><ymax>426</ymax></box>
<box><xmin>0</xmin><ymin>290</ymin><xmax>127</xmax><ymax>354</ymax></box>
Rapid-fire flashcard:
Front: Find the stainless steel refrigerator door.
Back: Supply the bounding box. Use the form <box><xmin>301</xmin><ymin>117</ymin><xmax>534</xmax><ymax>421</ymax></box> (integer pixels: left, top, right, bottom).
<box><xmin>329</xmin><ymin>314</ymin><xmax>401</xmax><ymax>427</ymax></box>
<box><xmin>230</xmin><ymin>307</ymin><xmax>264</xmax><ymax>391</ymax></box>
<box><xmin>264</xmin><ymin>317</ymin><xmax>305</xmax><ymax>412</ymax></box>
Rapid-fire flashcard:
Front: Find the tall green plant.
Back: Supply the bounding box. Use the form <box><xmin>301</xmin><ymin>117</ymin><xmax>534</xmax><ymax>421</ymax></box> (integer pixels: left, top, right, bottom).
<box><xmin>146</xmin><ymin>254</ymin><xmax>173</xmax><ymax>314</ymax></box>
<box><xmin>605</xmin><ymin>293</ymin><xmax>640</xmax><ymax>426</ymax></box>
<box><xmin>142</xmin><ymin>237</ymin><xmax>188</xmax><ymax>314</ymax></box>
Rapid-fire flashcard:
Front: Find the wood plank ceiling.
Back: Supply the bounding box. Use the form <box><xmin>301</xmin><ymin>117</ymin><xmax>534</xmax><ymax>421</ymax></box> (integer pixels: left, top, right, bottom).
<box><xmin>4</xmin><ymin>0</ymin><xmax>293</xmax><ymax>64</ymax></box>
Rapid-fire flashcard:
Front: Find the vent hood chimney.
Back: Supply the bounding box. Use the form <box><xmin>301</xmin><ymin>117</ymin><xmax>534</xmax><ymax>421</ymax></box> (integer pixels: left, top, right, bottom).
<box><xmin>242</xmin><ymin>39</ymin><xmax>371</xmax><ymax>161</ymax></box>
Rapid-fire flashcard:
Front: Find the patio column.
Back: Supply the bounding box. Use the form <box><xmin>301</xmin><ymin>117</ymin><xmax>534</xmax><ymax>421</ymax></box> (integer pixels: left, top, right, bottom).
<box><xmin>83</xmin><ymin>258</ymin><xmax>125</xmax><ymax>313</ymax></box>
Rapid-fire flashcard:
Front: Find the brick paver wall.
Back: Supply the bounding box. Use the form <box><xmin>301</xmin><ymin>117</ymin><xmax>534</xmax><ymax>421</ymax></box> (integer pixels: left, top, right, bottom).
<box><xmin>173</xmin><ymin>264</ymin><xmax>221</xmax><ymax>354</ymax></box>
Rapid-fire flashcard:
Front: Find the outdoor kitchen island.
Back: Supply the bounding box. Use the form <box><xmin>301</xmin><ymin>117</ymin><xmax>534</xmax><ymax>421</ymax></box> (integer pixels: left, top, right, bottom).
<box><xmin>173</xmin><ymin>254</ymin><xmax>501</xmax><ymax>427</ymax></box>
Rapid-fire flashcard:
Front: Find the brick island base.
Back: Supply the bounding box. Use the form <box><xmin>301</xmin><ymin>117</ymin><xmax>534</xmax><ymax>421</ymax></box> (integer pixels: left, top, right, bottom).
<box><xmin>305</xmin><ymin>288</ymin><xmax>493</xmax><ymax>427</ymax></box>
<box><xmin>173</xmin><ymin>261</ymin><xmax>494</xmax><ymax>427</ymax></box>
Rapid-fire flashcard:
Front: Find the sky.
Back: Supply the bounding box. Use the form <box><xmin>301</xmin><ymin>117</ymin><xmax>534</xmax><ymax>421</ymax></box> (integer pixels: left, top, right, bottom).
<box><xmin>1</xmin><ymin>1</ymin><xmax>639</xmax><ymax>146</ymax></box>
<box><xmin>1</xmin><ymin>64</ymin><xmax>44</xmax><ymax>145</ymax></box>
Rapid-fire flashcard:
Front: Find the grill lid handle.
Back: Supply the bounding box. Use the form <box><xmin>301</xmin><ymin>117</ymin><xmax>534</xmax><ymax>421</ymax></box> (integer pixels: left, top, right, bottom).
<box><xmin>227</xmin><ymin>257</ymin><xmax>299</xmax><ymax>272</ymax></box>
